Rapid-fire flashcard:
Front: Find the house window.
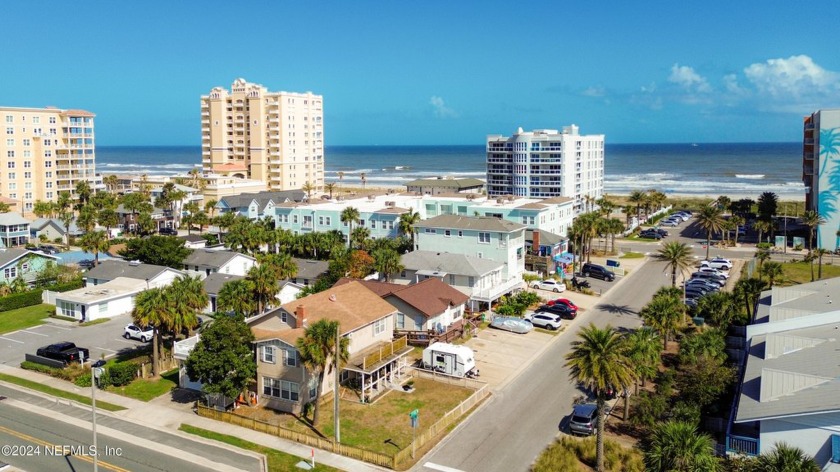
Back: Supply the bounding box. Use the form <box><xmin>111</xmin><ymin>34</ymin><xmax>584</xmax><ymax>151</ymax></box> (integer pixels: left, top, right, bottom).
<box><xmin>281</xmin><ymin>311</ymin><xmax>288</xmax><ymax>323</ymax></box>
<box><xmin>458</xmin><ymin>231</ymin><xmax>463</xmax><ymax>238</ymax></box>
<box><xmin>293</xmin><ymin>215</ymin><xmax>298</xmax><ymax>224</ymax></box>
<box><xmin>284</xmin><ymin>349</ymin><xmax>298</xmax><ymax>367</ymax></box>
<box><xmin>325</xmin><ymin>216</ymin><xmax>331</xmax><ymax>225</ymax></box>
<box><xmin>4</xmin><ymin>267</ymin><xmax>16</xmax><ymax>279</ymax></box>
<box><xmin>359</xmin><ymin>219</ymin><xmax>365</xmax><ymax>227</ymax></box>
<box><xmin>318</xmin><ymin>216</ymin><xmax>324</xmax><ymax>225</ymax></box>
<box><xmin>396</xmin><ymin>312</ymin><xmax>405</xmax><ymax>329</ymax></box>
<box><xmin>444</xmin><ymin>230</ymin><xmax>451</xmax><ymax>237</ymax></box>
<box><xmin>373</xmin><ymin>318</ymin><xmax>386</xmax><ymax>336</ymax></box>
<box><xmin>424</xmin><ymin>228</ymin><xmax>436</xmax><ymax>234</ymax></box>
<box><xmin>468</xmin><ymin>276</ymin><xmax>475</xmax><ymax>287</ymax></box>
<box><xmin>478</xmin><ymin>232</ymin><xmax>490</xmax><ymax>244</ymax></box>
<box><xmin>309</xmin><ymin>378</ymin><xmax>318</xmax><ymax>399</ymax></box>
<box><xmin>282</xmin><ymin>381</ymin><xmax>300</xmax><ymax>401</ymax></box>
<box><xmin>449</xmin><ymin>274</ymin><xmax>455</xmax><ymax>285</ymax></box>
<box><xmin>263</xmin><ymin>377</ymin><xmax>281</xmax><ymax>397</ymax></box>
<box><xmin>370</xmin><ymin>220</ymin><xmax>376</xmax><ymax>229</ymax></box>
<box><xmin>262</xmin><ymin>345</ymin><xmax>276</xmax><ymax>363</ymax></box>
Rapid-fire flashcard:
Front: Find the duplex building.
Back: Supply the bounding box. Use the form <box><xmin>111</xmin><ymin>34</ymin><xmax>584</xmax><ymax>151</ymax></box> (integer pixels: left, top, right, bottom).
<box><xmin>728</xmin><ymin>278</ymin><xmax>840</xmax><ymax>468</ymax></box>
<box><xmin>803</xmin><ymin>109</ymin><xmax>840</xmax><ymax>251</ymax></box>
<box><xmin>0</xmin><ymin>106</ymin><xmax>96</xmax><ymax>213</ymax></box>
<box><xmin>413</xmin><ymin>215</ymin><xmax>526</xmax><ymax>284</ymax></box>
<box><xmin>201</xmin><ymin>78</ymin><xmax>324</xmax><ymax>192</ymax></box>
<box><xmin>487</xmin><ymin>126</ymin><xmax>604</xmax><ymax>214</ymax></box>
<box><xmin>216</xmin><ymin>189</ymin><xmax>307</xmax><ymax>220</ymax></box>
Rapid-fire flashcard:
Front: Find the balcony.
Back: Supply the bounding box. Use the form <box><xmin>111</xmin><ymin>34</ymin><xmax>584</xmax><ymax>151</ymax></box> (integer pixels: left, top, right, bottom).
<box><xmin>471</xmin><ymin>277</ymin><xmax>524</xmax><ymax>303</ymax></box>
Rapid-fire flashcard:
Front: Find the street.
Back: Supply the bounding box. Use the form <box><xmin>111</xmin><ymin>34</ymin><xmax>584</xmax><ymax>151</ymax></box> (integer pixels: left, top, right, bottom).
<box><xmin>0</xmin><ymin>384</ymin><xmax>260</xmax><ymax>472</ymax></box>
<box><xmin>419</xmin><ymin>258</ymin><xmax>674</xmax><ymax>472</ymax></box>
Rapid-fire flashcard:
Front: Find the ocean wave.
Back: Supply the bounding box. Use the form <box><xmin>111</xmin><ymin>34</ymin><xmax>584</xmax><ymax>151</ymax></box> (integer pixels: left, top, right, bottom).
<box><xmin>735</xmin><ymin>174</ymin><xmax>765</xmax><ymax>179</ymax></box>
<box><xmin>605</xmin><ymin>178</ymin><xmax>805</xmax><ymax>196</ymax></box>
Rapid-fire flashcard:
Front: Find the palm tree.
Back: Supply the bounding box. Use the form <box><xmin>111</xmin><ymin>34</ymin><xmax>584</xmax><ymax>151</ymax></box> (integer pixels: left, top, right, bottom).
<box><xmin>753</xmin><ymin>219</ymin><xmax>772</xmax><ymax>245</ymax></box>
<box><xmin>74</xmin><ymin>180</ymin><xmax>93</xmax><ymax>210</ymax></box>
<box><xmin>734</xmin><ymin>277</ymin><xmax>767</xmax><ymax>320</ymax></box>
<box><xmin>340</xmin><ymin>206</ymin><xmax>360</xmax><ymax>248</ymax></box>
<box><xmin>801</xmin><ymin>210</ymin><xmax>825</xmax><ymax>250</ymax></box>
<box><xmin>624</xmin><ymin>327</ymin><xmax>660</xmax><ymax>395</ymax></box>
<box><xmin>296</xmin><ymin>319</ymin><xmax>350</xmax><ymax>429</ymax></box>
<box><xmin>757</xmin><ymin>191</ymin><xmax>779</xmax><ymax>223</ymax></box>
<box><xmin>216</xmin><ymin>279</ymin><xmax>257</xmax><ymax>317</ymax></box>
<box><xmin>729</xmin><ymin>214</ymin><xmax>744</xmax><ymax>246</ymax></box>
<box><xmin>640</xmin><ymin>293</ymin><xmax>684</xmax><ymax>349</ymax></box>
<box><xmin>79</xmin><ymin>230</ymin><xmax>110</xmax><ymax>267</ymax></box>
<box><xmin>696</xmin><ymin>205</ymin><xmax>725</xmax><ymax>260</ymax></box>
<box><xmin>753</xmin><ymin>442</ymin><xmax>819</xmax><ymax>472</ymax></box>
<box><xmin>350</xmin><ymin>226</ymin><xmax>371</xmax><ymax>251</ymax></box>
<box><xmin>643</xmin><ymin>420</ymin><xmax>719</xmax><ymax>472</ymax></box>
<box><xmin>815</xmin><ymin>248</ymin><xmax>830</xmax><ymax>280</ymax></box>
<box><xmin>755</xmin><ymin>249</ymin><xmax>771</xmax><ymax>277</ymax></box>
<box><xmin>325</xmin><ymin>182</ymin><xmax>337</xmax><ymax>199</ymax></box>
<box><xmin>55</xmin><ymin>192</ymin><xmax>73</xmax><ymax>247</ymax></box>
<box><xmin>168</xmin><ymin>275</ymin><xmax>208</xmax><ymax>336</ymax></box>
<box><xmin>301</xmin><ymin>181</ymin><xmax>315</xmax><ymax>199</ymax></box>
<box><xmin>564</xmin><ymin>324</ymin><xmax>636</xmax><ymax>472</ymax></box>
<box><xmin>203</xmin><ymin>199</ymin><xmax>218</xmax><ymax>219</ymax></box>
<box><xmin>654</xmin><ymin>242</ymin><xmax>694</xmax><ymax>286</ymax></box>
<box><xmin>372</xmin><ymin>248</ymin><xmax>404</xmax><ymax>282</ymax></box>
<box><xmin>398</xmin><ymin>210</ymin><xmax>421</xmax><ymax>249</ymax></box>
<box><xmin>695</xmin><ymin>291</ymin><xmax>739</xmax><ymax>328</ymax></box>
<box><xmin>760</xmin><ymin>261</ymin><xmax>783</xmax><ymax>287</ymax></box>
<box><xmin>247</xmin><ymin>263</ymin><xmax>280</xmax><ymax>314</ymax></box>
<box><xmin>132</xmin><ymin>288</ymin><xmax>170</xmax><ymax>377</ymax></box>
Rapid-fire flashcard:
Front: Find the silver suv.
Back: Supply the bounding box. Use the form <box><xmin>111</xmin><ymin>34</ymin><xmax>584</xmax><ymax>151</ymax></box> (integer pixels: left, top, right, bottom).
<box><xmin>569</xmin><ymin>403</ymin><xmax>598</xmax><ymax>436</ymax></box>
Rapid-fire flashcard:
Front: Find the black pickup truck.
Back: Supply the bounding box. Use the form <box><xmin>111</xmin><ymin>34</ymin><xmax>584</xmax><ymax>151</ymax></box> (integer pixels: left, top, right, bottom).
<box><xmin>36</xmin><ymin>342</ymin><xmax>90</xmax><ymax>365</ymax></box>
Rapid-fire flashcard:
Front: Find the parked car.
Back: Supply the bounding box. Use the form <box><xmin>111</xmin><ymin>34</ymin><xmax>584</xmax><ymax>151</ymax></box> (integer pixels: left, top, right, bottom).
<box><xmin>639</xmin><ymin>229</ymin><xmax>662</xmax><ymax>240</ymax></box>
<box><xmin>531</xmin><ymin>280</ymin><xmax>566</xmax><ymax>293</ymax></box>
<box><xmin>700</xmin><ymin>258</ymin><xmax>733</xmax><ymax>270</ymax></box>
<box><xmin>77</xmin><ymin>259</ymin><xmax>95</xmax><ymax>269</ymax></box>
<box><xmin>660</xmin><ymin>219</ymin><xmax>680</xmax><ymax>227</ymax></box>
<box><xmin>581</xmin><ymin>263</ymin><xmax>615</xmax><ymax>282</ymax></box>
<box><xmin>690</xmin><ymin>273</ymin><xmax>726</xmax><ymax>286</ymax></box>
<box><xmin>490</xmin><ymin>316</ymin><xmax>533</xmax><ymax>334</ymax></box>
<box><xmin>524</xmin><ymin>312</ymin><xmax>563</xmax><ymax>330</ymax></box>
<box><xmin>35</xmin><ymin>342</ymin><xmax>90</xmax><ymax>365</ymax></box>
<box><xmin>123</xmin><ymin>324</ymin><xmax>154</xmax><ymax>342</ymax></box>
<box><xmin>38</xmin><ymin>245</ymin><xmax>59</xmax><ymax>254</ymax></box>
<box><xmin>685</xmin><ymin>287</ymin><xmax>712</xmax><ymax>299</ymax></box>
<box><xmin>159</xmin><ymin>227</ymin><xmax>178</xmax><ymax>236</ymax></box>
<box><xmin>536</xmin><ymin>303</ymin><xmax>577</xmax><ymax>319</ymax></box>
<box><xmin>696</xmin><ymin>266</ymin><xmax>729</xmax><ymax>278</ymax></box>
<box><xmin>653</xmin><ymin>228</ymin><xmax>669</xmax><ymax>237</ymax></box>
<box><xmin>685</xmin><ymin>279</ymin><xmax>720</xmax><ymax>292</ymax></box>
<box><xmin>569</xmin><ymin>403</ymin><xmax>599</xmax><ymax>436</ymax></box>
<box><xmin>547</xmin><ymin>298</ymin><xmax>578</xmax><ymax>312</ymax></box>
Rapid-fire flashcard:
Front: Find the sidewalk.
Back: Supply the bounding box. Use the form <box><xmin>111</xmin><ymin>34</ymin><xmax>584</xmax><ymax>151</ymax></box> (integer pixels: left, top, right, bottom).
<box><xmin>0</xmin><ymin>364</ymin><xmax>388</xmax><ymax>472</ymax></box>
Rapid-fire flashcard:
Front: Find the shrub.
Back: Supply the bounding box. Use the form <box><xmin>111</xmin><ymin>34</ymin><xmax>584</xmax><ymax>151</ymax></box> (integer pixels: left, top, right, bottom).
<box><xmin>0</xmin><ymin>289</ymin><xmax>44</xmax><ymax>311</ymax></box>
<box><xmin>47</xmin><ymin>278</ymin><xmax>84</xmax><ymax>292</ymax></box>
<box><xmin>20</xmin><ymin>360</ymin><xmax>72</xmax><ymax>380</ymax></box>
<box><xmin>532</xmin><ymin>436</ymin><xmax>644</xmax><ymax>472</ymax></box>
<box><xmin>74</xmin><ymin>372</ymin><xmax>92</xmax><ymax>387</ymax></box>
<box><xmin>107</xmin><ymin>362</ymin><xmax>138</xmax><ymax>387</ymax></box>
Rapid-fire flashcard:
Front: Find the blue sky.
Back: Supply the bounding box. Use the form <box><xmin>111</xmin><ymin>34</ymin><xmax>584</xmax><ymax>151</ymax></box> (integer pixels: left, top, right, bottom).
<box><xmin>3</xmin><ymin>1</ymin><xmax>839</xmax><ymax>145</ymax></box>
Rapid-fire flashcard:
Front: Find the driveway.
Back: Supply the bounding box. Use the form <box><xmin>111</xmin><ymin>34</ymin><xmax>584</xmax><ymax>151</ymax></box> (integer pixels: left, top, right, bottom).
<box><xmin>468</xmin><ymin>327</ymin><xmax>556</xmax><ymax>389</ymax></box>
<box><xmin>0</xmin><ymin>313</ymin><xmax>146</xmax><ymax>366</ymax></box>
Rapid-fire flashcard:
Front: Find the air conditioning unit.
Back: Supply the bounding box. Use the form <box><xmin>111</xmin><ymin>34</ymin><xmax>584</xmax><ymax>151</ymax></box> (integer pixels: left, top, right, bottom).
<box><xmin>496</xmin><ymin>198</ymin><xmax>505</xmax><ymax>204</ymax></box>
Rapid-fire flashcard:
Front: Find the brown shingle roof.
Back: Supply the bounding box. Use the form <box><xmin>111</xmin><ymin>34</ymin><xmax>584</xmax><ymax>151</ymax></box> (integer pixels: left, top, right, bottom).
<box><xmin>252</xmin><ymin>327</ymin><xmax>303</xmax><ymax>346</ymax></box>
<box><xmin>279</xmin><ymin>281</ymin><xmax>396</xmax><ymax>335</ymax></box>
<box><xmin>541</xmin><ymin>196</ymin><xmax>574</xmax><ymax>204</ymax></box>
<box><xmin>333</xmin><ymin>277</ymin><xmax>403</xmax><ymax>297</ymax></box>
<box><xmin>335</xmin><ymin>277</ymin><xmax>469</xmax><ymax>318</ymax></box>
<box><xmin>63</xmin><ymin>109</ymin><xmax>95</xmax><ymax>117</ymax></box>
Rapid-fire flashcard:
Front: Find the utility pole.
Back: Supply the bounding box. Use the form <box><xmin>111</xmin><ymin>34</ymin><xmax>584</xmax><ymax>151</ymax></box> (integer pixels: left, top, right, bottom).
<box><xmin>90</xmin><ymin>358</ymin><xmax>98</xmax><ymax>472</ymax></box>
<box><xmin>784</xmin><ymin>204</ymin><xmax>788</xmax><ymax>254</ymax></box>
<box><xmin>334</xmin><ymin>324</ymin><xmax>340</xmax><ymax>444</ymax></box>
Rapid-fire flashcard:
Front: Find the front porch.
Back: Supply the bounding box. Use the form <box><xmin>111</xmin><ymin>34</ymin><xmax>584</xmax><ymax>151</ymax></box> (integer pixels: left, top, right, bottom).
<box><xmin>394</xmin><ymin>318</ymin><xmax>478</xmax><ymax>347</ymax></box>
<box><xmin>342</xmin><ymin>336</ymin><xmax>413</xmax><ymax>403</ymax></box>
<box><xmin>469</xmin><ymin>277</ymin><xmax>524</xmax><ymax>311</ymax></box>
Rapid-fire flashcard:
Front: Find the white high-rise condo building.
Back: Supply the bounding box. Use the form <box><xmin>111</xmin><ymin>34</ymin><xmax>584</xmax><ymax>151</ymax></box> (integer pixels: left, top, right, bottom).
<box><xmin>803</xmin><ymin>108</ymin><xmax>840</xmax><ymax>251</ymax></box>
<box><xmin>0</xmin><ymin>106</ymin><xmax>96</xmax><ymax>215</ymax></box>
<box><xmin>487</xmin><ymin>126</ymin><xmax>604</xmax><ymax>214</ymax></box>
<box><xmin>201</xmin><ymin>78</ymin><xmax>324</xmax><ymax>191</ymax></box>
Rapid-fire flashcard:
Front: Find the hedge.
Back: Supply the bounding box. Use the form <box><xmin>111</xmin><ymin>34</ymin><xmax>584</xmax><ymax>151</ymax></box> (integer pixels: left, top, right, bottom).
<box><xmin>20</xmin><ymin>360</ymin><xmax>72</xmax><ymax>381</ymax></box>
<box><xmin>106</xmin><ymin>362</ymin><xmax>138</xmax><ymax>387</ymax></box>
<box><xmin>0</xmin><ymin>290</ymin><xmax>44</xmax><ymax>312</ymax></box>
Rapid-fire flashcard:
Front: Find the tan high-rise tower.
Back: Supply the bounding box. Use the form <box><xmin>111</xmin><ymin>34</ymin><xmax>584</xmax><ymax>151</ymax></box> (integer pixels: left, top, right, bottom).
<box><xmin>201</xmin><ymin>78</ymin><xmax>324</xmax><ymax>191</ymax></box>
<box><xmin>0</xmin><ymin>106</ymin><xmax>96</xmax><ymax>215</ymax></box>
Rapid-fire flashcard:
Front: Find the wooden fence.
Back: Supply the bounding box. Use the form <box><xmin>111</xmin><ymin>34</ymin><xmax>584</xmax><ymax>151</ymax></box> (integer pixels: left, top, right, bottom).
<box><xmin>197</xmin><ymin>375</ymin><xmax>491</xmax><ymax>469</ymax></box>
<box><xmin>362</xmin><ymin>336</ymin><xmax>408</xmax><ymax>370</ymax></box>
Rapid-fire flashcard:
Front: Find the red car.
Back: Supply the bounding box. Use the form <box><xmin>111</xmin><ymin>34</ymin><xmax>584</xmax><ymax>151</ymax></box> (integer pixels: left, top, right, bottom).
<box><xmin>547</xmin><ymin>298</ymin><xmax>578</xmax><ymax>313</ymax></box>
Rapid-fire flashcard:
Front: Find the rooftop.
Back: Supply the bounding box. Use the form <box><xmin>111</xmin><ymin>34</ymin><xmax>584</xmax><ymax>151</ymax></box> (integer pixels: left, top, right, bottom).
<box><xmin>183</xmin><ymin>249</ymin><xmax>254</xmax><ymax>269</ymax></box>
<box><xmin>400</xmin><ymin>250</ymin><xmax>503</xmax><ymax>277</ymax></box>
<box><xmin>57</xmin><ymin>277</ymin><xmax>144</xmax><ymax>304</ymax></box>
<box><xmin>85</xmin><ymin>259</ymin><xmax>180</xmax><ymax>282</ymax></box>
<box><xmin>414</xmin><ymin>214</ymin><xmax>527</xmax><ymax>232</ymax></box>
<box><xmin>404</xmin><ymin>178</ymin><xmax>485</xmax><ymax>189</ymax></box>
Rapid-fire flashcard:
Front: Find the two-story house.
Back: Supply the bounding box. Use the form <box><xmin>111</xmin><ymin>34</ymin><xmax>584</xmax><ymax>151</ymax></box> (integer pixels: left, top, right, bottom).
<box><xmin>216</xmin><ymin>190</ymin><xmax>307</xmax><ymax>220</ymax></box>
<box><xmin>0</xmin><ymin>212</ymin><xmax>30</xmax><ymax>247</ymax></box>
<box><xmin>0</xmin><ymin>248</ymin><xmax>58</xmax><ymax>285</ymax></box>
<box><xmin>393</xmin><ymin>250</ymin><xmax>511</xmax><ymax>311</ymax></box>
<box><xmin>247</xmin><ymin>281</ymin><xmax>412</xmax><ymax>414</ymax></box>
<box><xmin>413</xmin><ymin>215</ymin><xmax>526</xmax><ymax>286</ymax></box>
<box><xmin>182</xmin><ymin>249</ymin><xmax>256</xmax><ymax>278</ymax></box>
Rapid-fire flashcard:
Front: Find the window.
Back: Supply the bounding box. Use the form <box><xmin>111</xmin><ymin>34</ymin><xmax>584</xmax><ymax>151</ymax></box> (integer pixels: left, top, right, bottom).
<box><xmin>262</xmin><ymin>345</ymin><xmax>276</xmax><ymax>363</ymax></box>
<box><xmin>468</xmin><ymin>276</ymin><xmax>475</xmax><ymax>286</ymax></box>
<box><xmin>23</xmin><ymin>139</ymin><xmax>30</xmax><ymax>146</ymax></box>
<box><xmin>396</xmin><ymin>312</ymin><xmax>405</xmax><ymax>329</ymax></box>
<box><xmin>263</xmin><ymin>377</ymin><xmax>280</xmax><ymax>397</ymax></box>
<box><xmin>444</xmin><ymin>230</ymin><xmax>451</xmax><ymax>237</ymax></box>
<box><xmin>478</xmin><ymin>232</ymin><xmax>490</xmax><ymax>244</ymax></box>
<box><xmin>44</xmin><ymin>160</ymin><xmax>51</xmax><ymax>167</ymax></box>
<box><xmin>292</xmin><ymin>215</ymin><xmax>298</xmax><ymax>224</ymax></box>
<box><xmin>318</xmin><ymin>216</ymin><xmax>324</xmax><ymax>225</ymax></box>
<box><xmin>4</xmin><ymin>115</ymin><xmax>11</xmax><ymax>123</ymax></box>
<box><xmin>4</xmin><ymin>267</ymin><xmax>16</xmax><ymax>279</ymax></box>
<box><xmin>325</xmin><ymin>216</ymin><xmax>331</xmax><ymax>225</ymax></box>
<box><xmin>284</xmin><ymin>349</ymin><xmax>298</xmax><ymax>367</ymax></box>
<box><xmin>373</xmin><ymin>318</ymin><xmax>386</xmax><ymax>336</ymax></box>
<box><xmin>282</xmin><ymin>381</ymin><xmax>299</xmax><ymax>401</ymax></box>
<box><xmin>32</xmin><ymin>117</ymin><xmax>39</xmax><ymax>124</ymax></box>
<box><xmin>23</xmin><ymin>161</ymin><xmax>30</xmax><ymax>168</ymax></box>
<box><xmin>359</xmin><ymin>219</ymin><xmax>365</xmax><ymax>227</ymax></box>
<box><xmin>5</xmin><ymin>128</ymin><xmax>12</xmax><ymax>135</ymax></box>
<box><xmin>49</xmin><ymin>117</ymin><xmax>56</xmax><ymax>124</ymax></box>
<box><xmin>424</xmin><ymin>228</ymin><xmax>436</xmax><ymax>234</ymax></box>
<box><xmin>370</xmin><ymin>220</ymin><xmax>376</xmax><ymax>229</ymax></box>
<box><xmin>449</xmin><ymin>274</ymin><xmax>456</xmax><ymax>285</ymax></box>
<box><xmin>309</xmin><ymin>379</ymin><xmax>318</xmax><ymax>399</ymax></box>
<box><xmin>458</xmin><ymin>231</ymin><xmax>463</xmax><ymax>238</ymax></box>
<box><xmin>5</xmin><ymin>139</ymin><xmax>12</xmax><ymax>146</ymax></box>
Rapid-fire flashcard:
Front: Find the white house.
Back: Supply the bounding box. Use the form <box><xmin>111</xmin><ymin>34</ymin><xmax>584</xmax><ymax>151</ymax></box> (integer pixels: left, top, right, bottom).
<box><xmin>729</xmin><ymin>277</ymin><xmax>840</xmax><ymax>468</ymax></box>
<box><xmin>84</xmin><ymin>260</ymin><xmax>184</xmax><ymax>288</ymax></box>
<box><xmin>54</xmin><ymin>277</ymin><xmax>145</xmax><ymax>322</ymax></box>
<box><xmin>183</xmin><ymin>249</ymin><xmax>256</xmax><ymax>278</ymax></box>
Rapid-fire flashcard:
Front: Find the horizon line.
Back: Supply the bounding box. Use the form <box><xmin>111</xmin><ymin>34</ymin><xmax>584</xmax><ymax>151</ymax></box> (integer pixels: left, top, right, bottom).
<box><xmin>97</xmin><ymin>140</ymin><xmax>801</xmax><ymax>148</ymax></box>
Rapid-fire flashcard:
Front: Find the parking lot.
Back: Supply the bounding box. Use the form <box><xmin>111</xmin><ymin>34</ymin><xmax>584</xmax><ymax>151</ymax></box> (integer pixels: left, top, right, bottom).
<box><xmin>0</xmin><ymin>313</ymin><xmax>146</xmax><ymax>366</ymax></box>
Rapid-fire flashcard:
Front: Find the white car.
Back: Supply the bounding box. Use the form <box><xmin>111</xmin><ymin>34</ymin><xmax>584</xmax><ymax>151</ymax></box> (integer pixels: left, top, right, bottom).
<box><xmin>700</xmin><ymin>258</ymin><xmax>733</xmax><ymax>270</ymax></box>
<box><xmin>124</xmin><ymin>324</ymin><xmax>154</xmax><ymax>342</ymax></box>
<box><xmin>531</xmin><ymin>280</ymin><xmax>566</xmax><ymax>293</ymax></box>
<box><xmin>524</xmin><ymin>312</ymin><xmax>563</xmax><ymax>331</ymax></box>
<box><xmin>660</xmin><ymin>220</ymin><xmax>680</xmax><ymax>227</ymax></box>
<box><xmin>697</xmin><ymin>266</ymin><xmax>729</xmax><ymax>279</ymax></box>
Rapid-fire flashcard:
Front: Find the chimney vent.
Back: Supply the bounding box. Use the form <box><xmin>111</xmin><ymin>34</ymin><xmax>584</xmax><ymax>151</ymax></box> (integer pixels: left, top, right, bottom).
<box><xmin>295</xmin><ymin>305</ymin><xmax>306</xmax><ymax>319</ymax></box>
<box><xmin>329</xmin><ymin>294</ymin><xmax>337</xmax><ymax>302</ymax></box>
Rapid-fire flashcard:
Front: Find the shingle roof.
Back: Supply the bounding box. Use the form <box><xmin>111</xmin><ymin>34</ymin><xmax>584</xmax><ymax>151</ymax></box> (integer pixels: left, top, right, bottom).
<box><xmin>85</xmin><ymin>259</ymin><xmax>180</xmax><ymax>282</ymax></box>
<box><xmin>219</xmin><ymin>190</ymin><xmax>307</xmax><ymax>210</ymax></box>
<box><xmin>0</xmin><ymin>248</ymin><xmax>57</xmax><ymax>268</ymax></box>
<box><xmin>333</xmin><ymin>277</ymin><xmax>469</xmax><ymax>317</ymax></box>
<box><xmin>414</xmin><ymin>214</ymin><xmax>526</xmax><ymax>232</ymax></box>
<box><xmin>333</xmin><ymin>278</ymin><xmax>403</xmax><ymax>297</ymax></box>
<box><xmin>526</xmin><ymin>229</ymin><xmax>566</xmax><ymax>247</ymax></box>
<box><xmin>400</xmin><ymin>250</ymin><xmax>502</xmax><ymax>277</ymax></box>
<box><xmin>404</xmin><ymin>178</ymin><xmax>485</xmax><ymax>189</ymax></box>
<box><xmin>292</xmin><ymin>258</ymin><xmax>329</xmax><ymax>280</ymax></box>
<box><xmin>202</xmin><ymin>273</ymin><xmax>244</xmax><ymax>295</ymax></box>
<box><xmin>278</xmin><ymin>281</ymin><xmax>396</xmax><ymax>335</ymax></box>
<box><xmin>183</xmin><ymin>249</ymin><xmax>254</xmax><ymax>269</ymax></box>
<box><xmin>0</xmin><ymin>212</ymin><xmax>30</xmax><ymax>226</ymax></box>
<box><xmin>30</xmin><ymin>218</ymin><xmax>82</xmax><ymax>235</ymax></box>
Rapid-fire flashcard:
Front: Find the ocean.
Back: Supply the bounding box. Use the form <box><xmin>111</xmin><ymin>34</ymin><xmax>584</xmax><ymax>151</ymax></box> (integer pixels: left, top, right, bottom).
<box><xmin>95</xmin><ymin>142</ymin><xmax>806</xmax><ymax>199</ymax></box>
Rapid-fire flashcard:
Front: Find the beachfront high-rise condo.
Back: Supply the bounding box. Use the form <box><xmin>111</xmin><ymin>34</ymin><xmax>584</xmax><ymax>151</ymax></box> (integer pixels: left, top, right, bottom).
<box><xmin>803</xmin><ymin>108</ymin><xmax>840</xmax><ymax>251</ymax></box>
<box><xmin>0</xmin><ymin>106</ymin><xmax>96</xmax><ymax>215</ymax></box>
<box><xmin>201</xmin><ymin>78</ymin><xmax>324</xmax><ymax>192</ymax></box>
<box><xmin>486</xmin><ymin>126</ymin><xmax>604</xmax><ymax>214</ymax></box>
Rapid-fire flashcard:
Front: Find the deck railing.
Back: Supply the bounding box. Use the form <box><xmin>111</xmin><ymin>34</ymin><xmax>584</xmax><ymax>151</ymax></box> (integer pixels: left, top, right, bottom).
<box><xmin>362</xmin><ymin>336</ymin><xmax>408</xmax><ymax>370</ymax></box>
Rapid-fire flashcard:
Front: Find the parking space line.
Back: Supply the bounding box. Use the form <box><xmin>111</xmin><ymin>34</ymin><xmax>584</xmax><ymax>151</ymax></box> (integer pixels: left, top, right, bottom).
<box><xmin>47</xmin><ymin>325</ymin><xmax>72</xmax><ymax>331</ymax></box>
<box><xmin>19</xmin><ymin>330</ymin><xmax>49</xmax><ymax>337</ymax></box>
<box><xmin>114</xmin><ymin>338</ymin><xmax>137</xmax><ymax>345</ymax></box>
<box><xmin>424</xmin><ymin>463</ymin><xmax>465</xmax><ymax>472</ymax></box>
<box><xmin>96</xmin><ymin>347</ymin><xmax>118</xmax><ymax>353</ymax></box>
<box><xmin>0</xmin><ymin>336</ymin><xmax>24</xmax><ymax>344</ymax></box>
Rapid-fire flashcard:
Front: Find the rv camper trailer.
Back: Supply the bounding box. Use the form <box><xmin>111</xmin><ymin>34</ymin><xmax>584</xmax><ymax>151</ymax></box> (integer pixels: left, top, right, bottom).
<box><xmin>422</xmin><ymin>342</ymin><xmax>477</xmax><ymax>378</ymax></box>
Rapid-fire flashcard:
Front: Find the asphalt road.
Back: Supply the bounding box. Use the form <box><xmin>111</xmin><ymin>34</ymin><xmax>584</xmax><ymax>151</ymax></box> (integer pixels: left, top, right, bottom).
<box><xmin>0</xmin><ymin>313</ymin><xmax>145</xmax><ymax>367</ymax></box>
<box><xmin>418</xmin><ymin>259</ymin><xmax>673</xmax><ymax>472</ymax></box>
<box><xmin>0</xmin><ymin>384</ymin><xmax>260</xmax><ymax>472</ymax></box>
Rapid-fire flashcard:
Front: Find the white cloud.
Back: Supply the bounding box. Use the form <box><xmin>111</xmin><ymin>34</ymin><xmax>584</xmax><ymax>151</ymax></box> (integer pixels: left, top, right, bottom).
<box><xmin>668</xmin><ymin>64</ymin><xmax>712</xmax><ymax>94</ymax></box>
<box><xmin>430</xmin><ymin>96</ymin><xmax>458</xmax><ymax>118</ymax></box>
<box><xmin>743</xmin><ymin>55</ymin><xmax>840</xmax><ymax>99</ymax></box>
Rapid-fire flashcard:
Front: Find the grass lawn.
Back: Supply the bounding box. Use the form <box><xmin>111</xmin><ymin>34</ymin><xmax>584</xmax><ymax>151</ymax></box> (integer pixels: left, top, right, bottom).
<box><xmin>778</xmin><ymin>261</ymin><xmax>840</xmax><ymax>286</ymax></box>
<box><xmin>236</xmin><ymin>377</ymin><xmax>475</xmax><ymax>456</ymax></box>
<box><xmin>0</xmin><ymin>373</ymin><xmax>126</xmax><ymax>411</ymax></box>
<box><xmin>0</xmin><ymin>303</ymin><xmax>53</xmax><ymax>334</ymax></box>
<box><xmin>80</xmin><ymin>317</ymin><xmax>110</xmax><ymax>327</ymax></box>
<box><xmin>180</xmin><ymin>424</ymin><xmax>343</xmax><ymax>472</ymax></box>
<box><xmin>619</xmin><ymin>252</ymin><xmax>645</xmax><ymax>259</ymax></box>
<box><xmin>107</xmin><ymin>368</ymin><xmax>178</xmax><ymax>401</ymax></box>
